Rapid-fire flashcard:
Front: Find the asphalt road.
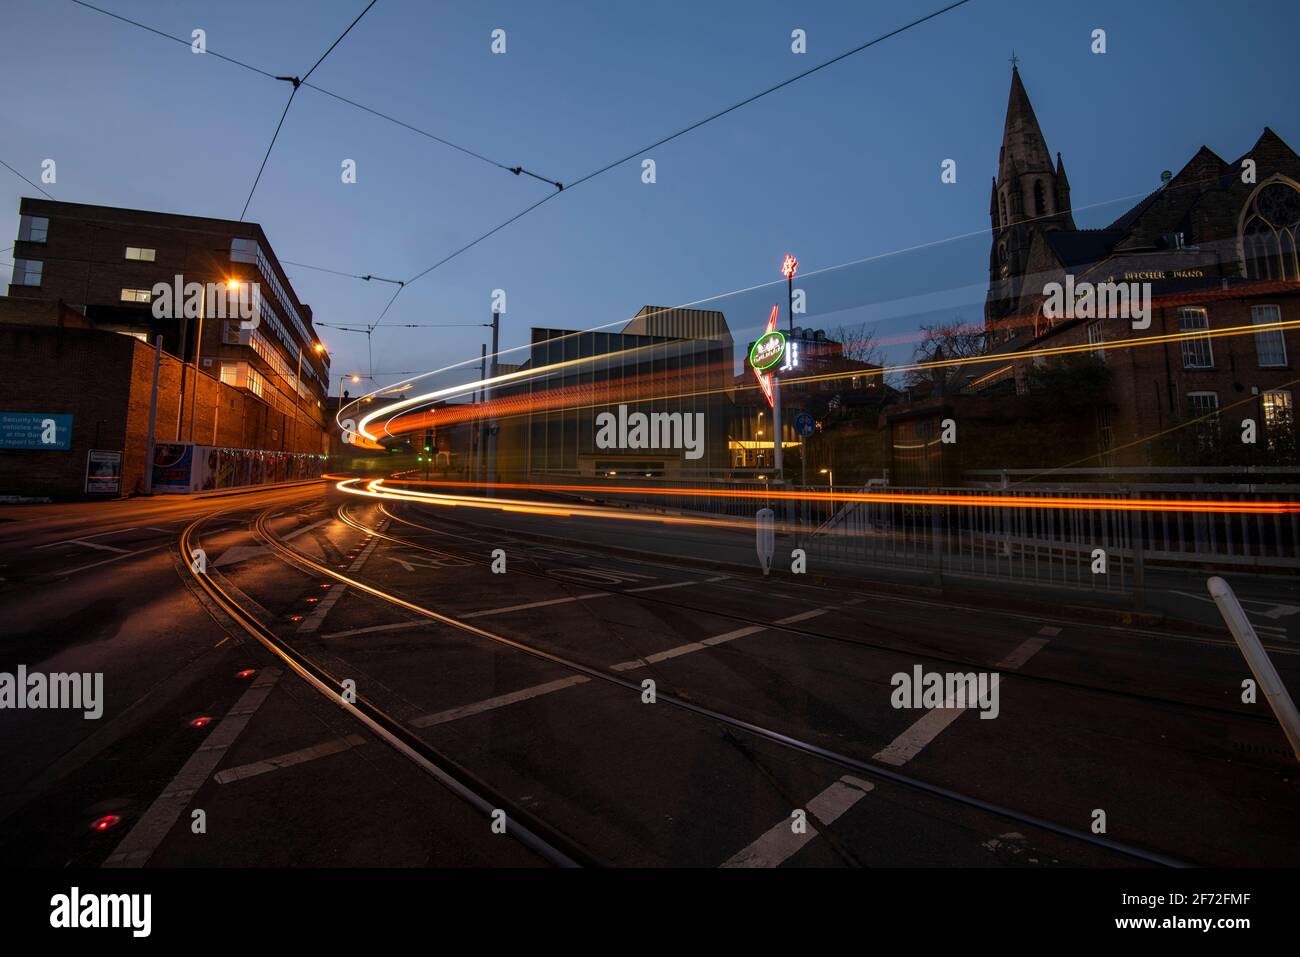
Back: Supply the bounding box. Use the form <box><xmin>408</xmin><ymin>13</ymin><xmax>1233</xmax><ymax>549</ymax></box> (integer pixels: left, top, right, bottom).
<box><xmin>1</xmin><ymin>484</ymin><xmax>1297</xmax><ymax>867</ymax></box>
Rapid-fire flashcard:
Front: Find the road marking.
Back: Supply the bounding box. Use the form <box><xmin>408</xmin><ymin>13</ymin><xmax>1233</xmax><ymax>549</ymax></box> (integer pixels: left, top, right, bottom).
<box><xmin>1037</xmin><ymin>625</ymin><xmax>1061</xmax><ymax>636</ymax></box>
<box><xmin>608</xmin><ymin>608</ymin><xmax>829</xmax><ymax>672</ymax></box>
<box><xmin>872</xmin><ymin>636</ymin><xmax>1048</xmax><ymax>767</ymax></box>
<box><xmin>103</xmin><ymin>667</ymin><xmax>281</xmax><ymax>868</ymax></box>
<box><xmin>214</xmin><ymin>734</ymin><xmax>367</xmax><ymax>784</ymax></box>
<box><xmin>626</xmin><ymin>580</ymin><xmax>696</xmax><ymax>593</ymax></box>
<box><xmin>322</xmin><ymin>620</ymin><xmax>425</xmax><ymax>639</ymax></box>
<box><xmin>721</xmin><ymin>776</ymin><xmax>875</xmax><ymax>868</ymax></box>
<box><xmin>37</xmin><ymin>528</ymin><xmax>138</xmax><ymax>550</ymax></box>
<box><xmin>57</xmin><ymin>543</ymin><xmax>168</xmax><ymax>576</ymax></box>
<box><xmin>410</xmin><ymin>676</ymin><xmax>591</xmax><ymax>727</ymax></box>
<box><xmin>297</xmin><ymin>530</ymin><xmax>383</xmax><ymax>634</ymax></box>
<box><xmin>461</xmin><ymin>592</ymin><xmax>609</xmax><ymax>619</ymax></box>
<box><xmin>216</xmin><ymin>518</ymin><xmax>332</xmax><ymax>568</ymax></box>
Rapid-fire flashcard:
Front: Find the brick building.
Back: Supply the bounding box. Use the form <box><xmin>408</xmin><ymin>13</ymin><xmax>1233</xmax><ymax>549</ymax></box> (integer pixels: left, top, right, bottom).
<box><xmin>2</xmin><ymin>199</ymin><xmax>332</xmax><ymax>496</ymax></box>
<box><xmin>932</xmin><ymin>67</ymin><xmax>1300</xmax><ymax>471</ymax></box>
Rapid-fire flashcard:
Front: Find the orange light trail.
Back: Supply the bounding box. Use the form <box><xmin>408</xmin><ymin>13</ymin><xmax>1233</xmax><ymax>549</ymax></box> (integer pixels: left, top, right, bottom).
<box><xmin>379</xmin><ymin>478</ymin><xmax>1300</xmax><ymax>515</ymax></box>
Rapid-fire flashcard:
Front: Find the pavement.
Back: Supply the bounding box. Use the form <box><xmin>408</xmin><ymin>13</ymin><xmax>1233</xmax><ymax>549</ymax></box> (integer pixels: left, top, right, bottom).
<box><xmin>0</xmin><ymin>484</ymin><xmax>1297</xmax><ymax>867</ymax></box>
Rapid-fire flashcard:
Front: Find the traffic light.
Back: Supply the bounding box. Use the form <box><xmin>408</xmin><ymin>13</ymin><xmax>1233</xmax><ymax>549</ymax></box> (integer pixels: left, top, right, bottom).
<box><xmin>423</xmin><ymin>428</ymin><xmax>432</xmax><ymax>454</ymax></box>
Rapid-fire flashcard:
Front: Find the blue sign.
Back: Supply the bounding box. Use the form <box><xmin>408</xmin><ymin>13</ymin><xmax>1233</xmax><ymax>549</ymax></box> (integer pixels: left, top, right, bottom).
<box><xmin>0</xmin><ymin>413</ymin><xmax>72</xmax><ymax>450</ymax></box>
<box><xmin>794</xmin><ymin>412</ymin><xmax>816</xmax><ymax>438</ymax></box>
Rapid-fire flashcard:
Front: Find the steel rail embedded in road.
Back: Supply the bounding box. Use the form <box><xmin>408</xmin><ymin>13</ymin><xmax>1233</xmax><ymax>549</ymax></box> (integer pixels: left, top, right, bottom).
<box><xmin>179</xmin><ymin>507</ymin><xmax>593</xmax><ymax>869</ymax></box>
<box><xmin>354</xmin><ymin>502</ymin><xmax>1277</xmax><ymax>728</ymax></box>
<box><xmin>258</xmin><ymin>503</ymin><xmax>1188</xmax><ymax>868</ymax></box>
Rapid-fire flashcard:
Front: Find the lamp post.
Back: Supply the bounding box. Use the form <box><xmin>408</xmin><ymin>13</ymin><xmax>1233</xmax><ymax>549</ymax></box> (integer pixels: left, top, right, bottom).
<box><xmin>187</xmin><ymin>278</ymin><xmax>241</xmax><ymax>442</ymax></box>
<box><xmin>820</xmin><ymin>466</ymin><xmax>834</xmax><ymax>496</ymax></box>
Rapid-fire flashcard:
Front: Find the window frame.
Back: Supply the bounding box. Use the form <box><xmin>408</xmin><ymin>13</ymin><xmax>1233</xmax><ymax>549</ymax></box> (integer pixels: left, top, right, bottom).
<box><xmin>1177</xmin><ymin>306</ymin><xmax>1214</xmax><ymax>369</ymax></box>
<box><xmin>120</xmin><ymin>288</ymin><xmax>152</xmax><ymax>304</ymax></box>
<box><xmin>124</xmin><ymin>246</ymin><xmax>157</xmax><ymax>262</ymax></box>
<box><xmin>12</xmin><ymin>258</ymin><xmax>43</xmax><ymax>287</ymax></box>
<box><xmin>1251</xmin><ymin>304</ymin><xmax>1288</xmax><ymax>368</ymax></box>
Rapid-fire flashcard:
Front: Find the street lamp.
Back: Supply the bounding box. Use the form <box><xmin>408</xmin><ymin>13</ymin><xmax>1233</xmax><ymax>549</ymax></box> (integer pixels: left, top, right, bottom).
<box><xmin>820</xmin><ymin>467</ymin><xmax>834</xmax><ymax>497</ymax></box>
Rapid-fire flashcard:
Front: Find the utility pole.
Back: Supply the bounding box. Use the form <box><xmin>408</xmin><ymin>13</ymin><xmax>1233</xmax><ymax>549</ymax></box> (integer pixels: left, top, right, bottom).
<box><xmin>478</xmin><ymin>343</ymin><xmax>487</xmax><ymax>489</ymax></box>
<box><xmin>144</xmin><ymin>335</ymin><xmax>163</xmax><ymax>494</ymax></box>
<box><xmin>187</xmin><ymin>286</ymin><xmax>207</xmax><ymax>443</ymax></box>
<box><xmin>486</xmin><ymin>309</ymin><xmax>500</xmax><ymax>495</ymax></box>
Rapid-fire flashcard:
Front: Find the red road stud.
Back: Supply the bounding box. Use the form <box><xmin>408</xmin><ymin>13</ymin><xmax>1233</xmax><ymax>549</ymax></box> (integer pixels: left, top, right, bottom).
<box><xmin>289</xmin><ymin>614</ymin><xmax>304</xmax><ymax>622</ymax></box>
<box><xmin>189</xmin><ymin>716</ymin><xmax>213</xmax><ymax>729</ymax></box>
<box><xmin>236</xmin><ymin>669</ymin><xmax>256</xmax><ymax>679</ymax></box>
<box><xmin>91</xmin><ymin>814</ymin><xmax>122</xmax><ymax>832</ymax></box>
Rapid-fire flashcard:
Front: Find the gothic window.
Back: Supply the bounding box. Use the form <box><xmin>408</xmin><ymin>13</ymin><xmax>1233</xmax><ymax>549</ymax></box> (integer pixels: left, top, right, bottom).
<box><xmin>1242</xmin><ymin>179</ymin><xmax>1300</xmax><ymax>280</ymax></box>
<box><xmin>999</xmin><ymin>193</ymin><xmax>1007</xmax><ymax>226</ymax></box>
<box><xmin>1033</xmin><ymin>179</ymin><xmax>1047</xmax><ymax>217</ymax></box>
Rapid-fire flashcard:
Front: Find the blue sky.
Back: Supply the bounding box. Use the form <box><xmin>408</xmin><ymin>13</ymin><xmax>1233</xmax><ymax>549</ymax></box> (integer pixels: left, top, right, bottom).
<box><xmin>3</xmin><ymin>0</ymin><xmax>1297</xmax><ymax>391</ymax></box>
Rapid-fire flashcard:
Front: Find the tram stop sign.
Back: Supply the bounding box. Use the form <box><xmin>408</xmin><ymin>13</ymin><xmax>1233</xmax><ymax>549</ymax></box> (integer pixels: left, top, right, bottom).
<box><xmin>794</xmin><ymin>412</ymin><xmax>816</xmax><ymax>438</ymax></box>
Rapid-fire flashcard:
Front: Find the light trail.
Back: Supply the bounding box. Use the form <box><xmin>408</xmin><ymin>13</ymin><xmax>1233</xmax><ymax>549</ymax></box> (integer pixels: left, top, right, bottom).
<box><xmin>362</xmin><ymin>478</ymin><xmax>1300</xmax><ymax>516</ymax></box>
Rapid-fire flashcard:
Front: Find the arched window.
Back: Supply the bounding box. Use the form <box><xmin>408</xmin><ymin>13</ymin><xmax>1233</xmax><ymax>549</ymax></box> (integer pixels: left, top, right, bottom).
<box><xmin>1033</xmin><ymin>180</ymin><xmax>1047</xmax><ymax>217</ymax></box>
<box><xmin>1241</xmin><ymin>179</ymin><xmax>1300</xmax><ymax>281</ymax></box>
<box><xmin>999</xmin><ymin>193</ymin><xmax>1007</xmax><ymax>227</ymax></box>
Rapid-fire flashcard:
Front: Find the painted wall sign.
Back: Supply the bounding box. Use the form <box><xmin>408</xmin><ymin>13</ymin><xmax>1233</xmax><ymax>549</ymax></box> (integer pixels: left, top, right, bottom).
<box><xmin>0</xmin><ymin>413</ymin><xmax>72</xmax><ymax>450</ymax></box>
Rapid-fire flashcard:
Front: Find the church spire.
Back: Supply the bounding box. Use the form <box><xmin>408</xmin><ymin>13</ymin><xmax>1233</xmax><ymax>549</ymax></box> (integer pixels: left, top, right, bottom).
<box><xmin>999</xmin><ymin>64</ymin><xmax>1054</xmax><ymax>183</ymax></box>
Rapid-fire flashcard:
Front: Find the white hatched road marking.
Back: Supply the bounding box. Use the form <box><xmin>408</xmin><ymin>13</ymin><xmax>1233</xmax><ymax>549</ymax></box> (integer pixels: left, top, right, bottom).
<box><xmin>721</xmin><ymin>776</ymin><xmax>876</xmax><ymax>868</ymax></box>
<box><xmin>410</xmin><ymin>676</ymin><xmax>591</xmax><ymax>728</ymax></box>
<box><xmin>214</xmin><ymin>734</ymin><xmax>368</xmax><ymax>784</ymax></box>
<box><xmin>103</xmin><ymin>668</ymin><xmax>281</xmax><ymax>867</ymax></box>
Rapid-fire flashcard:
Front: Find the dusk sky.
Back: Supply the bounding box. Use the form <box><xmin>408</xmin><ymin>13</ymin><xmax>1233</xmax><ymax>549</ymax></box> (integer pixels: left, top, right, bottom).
<box><xmin>4</xmin><ymin>0</ymin><xmax>1297</xmax><ymax>391</ymax></box>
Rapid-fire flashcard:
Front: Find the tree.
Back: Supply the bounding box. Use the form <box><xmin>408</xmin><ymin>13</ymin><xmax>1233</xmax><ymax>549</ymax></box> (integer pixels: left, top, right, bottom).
<box><xmin>905</xmin><ymin>319</ymin><xmax>986</xmax><ymax>392</ymax></box>
<box><xmin>831</xmin><ymin>322</ymin><xmax>883</xmax><ymax>366</ymax></box>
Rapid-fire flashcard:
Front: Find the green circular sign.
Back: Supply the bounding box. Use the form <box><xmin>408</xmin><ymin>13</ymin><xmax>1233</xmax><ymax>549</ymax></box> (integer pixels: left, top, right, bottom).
<box><xmin>749</xmin><ymin>330</ymin><xmax>787</xmax><ymax>371</ymax></box>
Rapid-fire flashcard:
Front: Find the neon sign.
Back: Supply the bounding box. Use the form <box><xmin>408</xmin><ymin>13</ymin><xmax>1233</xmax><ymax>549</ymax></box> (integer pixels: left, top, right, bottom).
<box><xmin>749</xmin><ymin>330</ymin><xmax>787</xmax><ymax>371</ymax></box>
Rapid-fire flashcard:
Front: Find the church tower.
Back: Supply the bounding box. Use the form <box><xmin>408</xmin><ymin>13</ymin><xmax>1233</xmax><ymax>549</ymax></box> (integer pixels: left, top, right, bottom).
<box><xmin>986</xmin><ymin>65</ymin><xmax>1075</xmax><ymax>338</ymax></box>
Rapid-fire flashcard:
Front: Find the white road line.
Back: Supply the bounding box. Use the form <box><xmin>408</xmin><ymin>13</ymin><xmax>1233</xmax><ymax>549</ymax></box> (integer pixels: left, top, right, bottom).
<box><xmin>461</xmin><ymin>592</ymin><xmax>610</xmax><ymax>618</ymax></box>
<box><xmin>1037</xmin><ymin>625</ymin><xmax>1061</xmax><ymax>637</ymax></box>
<box><xmin>57</xmin><ymin>543</ymin><xmax>167</xmax><ymax>576</ymax></box>
<box><xmin>721</xmin><ymin>776</ymin><xmax>875</xmax><ymax>868</ymax></box>
<box><xmin>37</xmin><ymin>528</ymin><xmax>138</xmax><ymax>549</ymax></box>
<box><xmin>213</xmin><ymin>734</ymin><xmax>367</xmax><ymax>784</ymax></box>
<box><xmin>322</xmin><ymin>620</ymin><xmax>425</xmax><ymax>639</ymax></box>
<box><xmin>625</xmin><ymin>580</ymin><xmax>697</xmax><ymax>593</ymax></box>
<box><xmin>872</xmin><ymin>635</ymin><xmax>1049</xmax><ymax>767</ymax></box>
<box><xmin>609</xmin><ymin>608</ymin><xmax>829</xmax><ymax>672</ymax></box>
<box><xmin>298</xmin><ymin>530</ymin><xmax>383</xmax><ymax>634</ymax></box>
<box><xmin>103</xmin><ymin>667</ymin><xmax>281</xmax><ymax>868</ymax></box>
<box><xmin>410</xmin><ymin>676</ymin><xmax>591</xmax><ymax>728</ymax></box>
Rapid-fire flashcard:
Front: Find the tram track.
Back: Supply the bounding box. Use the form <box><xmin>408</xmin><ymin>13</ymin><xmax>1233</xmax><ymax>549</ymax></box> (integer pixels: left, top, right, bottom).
<box><xmin>253</xmin><ymin>501</ymin><xmax>1188</xmax><ymax>867</ymax></box>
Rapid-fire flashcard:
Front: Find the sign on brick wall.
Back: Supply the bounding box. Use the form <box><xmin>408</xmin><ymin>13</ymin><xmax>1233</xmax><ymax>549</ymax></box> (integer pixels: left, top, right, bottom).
<box><xmin>0</xmin><ymin>413</ymin><xmax>72</xmax><ymax>450</ymax></box>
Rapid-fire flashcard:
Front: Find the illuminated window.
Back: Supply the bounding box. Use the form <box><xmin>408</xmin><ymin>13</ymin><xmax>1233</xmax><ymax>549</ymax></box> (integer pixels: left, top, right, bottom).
<box><xmin>120</xmin><ymin>288</ymin><xmax>152</xmax><ymax>303</ymax></box>
<box><xmin>1251</xmin><ymin>305</ymin><xmax>1287</xmax><ymax>367</ymax></box>
<box><xmin>12</xmin><ymin>259</ymin><xmax>42</xmax><ymax>286</ymax></box>
<box><xmin>219</xmin><ymin>362</ymin><xmax>240</xmax><ymax>387</ymax></box>
<box><xmin>1263</xmin><ymin>389</ymin><xmax>1293</xmax><ymax>427</ymax></box>
<box><xmin>1178</xmin><ymin>307</ymin><xmax>1213</xmax><ymax>369</ymax></box>
<box><xmin>18</xmin><ymin>215</ymin><xmax>48</xmax><ymax>243</ymax></box>
<box><xmin>1087</xmin><ymin>320</ymin><xmax>1105</xmax><ymax>360</ymax></box>
<box><xmin>125</xmin><ymin>246</ymin><xmax>156</xmax><ymax>261</ymax></box>
<box><xmin>246</xmin><ymin>368</ymin><xmax>265</xmax><ymax>399</ymax></box>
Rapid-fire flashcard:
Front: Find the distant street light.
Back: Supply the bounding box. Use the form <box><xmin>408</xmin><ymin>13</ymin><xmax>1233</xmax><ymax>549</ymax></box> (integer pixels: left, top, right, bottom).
<box><xmin>820</xmin><ymin>466</ymin><xmax>834</xmax><ymax>498</ymax></box>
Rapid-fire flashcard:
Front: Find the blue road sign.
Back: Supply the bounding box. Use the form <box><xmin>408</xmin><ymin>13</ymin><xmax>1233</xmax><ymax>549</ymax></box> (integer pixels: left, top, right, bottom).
<box><xmin>794</xmin><ymin>412</ymin><xmax>816</xmax><ymax>438</ymax></box>
<box><xmin>0</xmin><ymin>413</ymin><xmax>72</xmax><ymax>450</ymax></box>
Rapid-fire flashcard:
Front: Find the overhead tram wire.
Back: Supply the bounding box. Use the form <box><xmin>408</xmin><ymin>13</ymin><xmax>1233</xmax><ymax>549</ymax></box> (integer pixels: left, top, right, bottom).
<box><xmin>64</xmin><ymin>0</ymin><xmax>562</xmax><ymax>189</ymax></box>
<box><xmin>0</xmin><ymin>158</ymin><xmax>54</xmax><ymax>199</ymax></box>
<box><xmin>375</xmin><ymin>0</ymin><xmax>976</xmax><ymax>326</ymax></box>
<box><xmin>239</xmin><ymin>0</ymin><xmax>379</xmax><ymax>219</ymax></box>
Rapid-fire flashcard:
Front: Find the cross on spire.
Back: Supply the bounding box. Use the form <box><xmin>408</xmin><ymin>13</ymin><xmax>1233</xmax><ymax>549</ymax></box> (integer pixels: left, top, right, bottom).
<box><xmin>1009</xmin><ymin>50</ymin><xmax>1020</xmax><ymax>69</ymax></box>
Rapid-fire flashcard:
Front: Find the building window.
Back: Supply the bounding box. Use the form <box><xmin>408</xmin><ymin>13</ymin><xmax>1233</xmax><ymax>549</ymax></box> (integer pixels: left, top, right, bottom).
<box><xmin>120</xmin><ymin>288</ymin><xmax>152</xmax><ymax>303</ymax></box>
<box><xmin>12</xmin><ymin>258</ymin><xmax>42</xmax><ymax>286</ymax></box>
<box><xmin>1095</xmin><ymin>406</ymin><xmax>1115</xmax><ymax>467</ymax></box>
<box><xmin>998</xmin><ymin>193</ymin><xmax>1007</xmax><ymax>227</ymax></box>
<box><xmin>125</xmin><ymin>246</ymin><xmax>156</xmax><ymax>261</ymax></box>
<box><xmin>1087</xmin><ymin>320</ymin><xmax>1105</xmax><ymax>360</ymax></box>
<box><xmin>245</xmin><ymin>367</ymin><xmax>265</xmax><ymax>399</ymax></box>
<box><xmin>1263</xmin><ymin>390</ymin><xmax>1294</xmax><ymax>452</ymax></box>
<box><xmin>219</xmin><ymin>363</ymin><xmax>239</xmax><ymax>387</ymax></box>
<box><xmin>18</xmin><ymin>215</ymin><xmax>48</xmax><ymax>243</ymax></box>
<box><xmin>1242</xmin><ymin>179</ymin><xmax>1300</xmax><ymax>281</ymax></box>
<box><xmin>1187</xmin><ymin>391</ymin><xmax>1220</xmax><ymax>450</ymax></box>
<box><xmin>1033</xmin><ymin>179</ymin><xmax>1047</xmax><ymax>217</ymax></box>
<box><xmin>1178</xmin><ymin>307</ymin><xmax>1213</xmax><ymax>368</ymax></box>
<box><xmin>1251</xmin><ymin>304</ymin><xmax>1287</xmax><ymax>367</ymax></box>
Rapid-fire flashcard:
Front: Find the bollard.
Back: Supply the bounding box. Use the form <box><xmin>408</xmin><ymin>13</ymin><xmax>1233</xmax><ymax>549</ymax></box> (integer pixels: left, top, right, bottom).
<box><xmin>756</xmin><ymin>508</ymin><xmax>775</xmax><ymax>577</ymax></box>
<box><xmin>1208</xmin><ymin>576</ymin><xmax>1300</xmax><ymax>764</ymax></box>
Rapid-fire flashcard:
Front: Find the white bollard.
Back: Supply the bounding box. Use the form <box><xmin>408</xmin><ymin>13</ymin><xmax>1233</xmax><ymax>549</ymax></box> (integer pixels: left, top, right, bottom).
<box><xmin>756</xmin><ymin>508</ymin><xmax>775</xmax><ymax>577</ymax></box>
<box><xmin>1208</xmin><ymin>576</ymin><xmax>1300</xmax><ymax>764</ymax></box>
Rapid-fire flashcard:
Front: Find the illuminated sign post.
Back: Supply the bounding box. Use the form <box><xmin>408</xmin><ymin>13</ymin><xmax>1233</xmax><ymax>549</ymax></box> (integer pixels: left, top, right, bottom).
<box><xmin>750</xmin><ymin>304</ymin><xmax>784</xmax><ymax>478</ymax></box>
